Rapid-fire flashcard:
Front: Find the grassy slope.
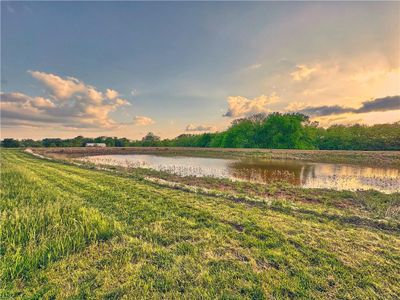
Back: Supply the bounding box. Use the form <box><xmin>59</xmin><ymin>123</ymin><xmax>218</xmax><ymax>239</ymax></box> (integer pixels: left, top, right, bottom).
<box><xmin>103</xmin><ymin>165</ymin><xmax>400</xmax><ymax>223</ymax></box>
<box><xmin>1</xmin><ymin>150</ymin><xmax>400</xmax><ymax>299</ymax></box>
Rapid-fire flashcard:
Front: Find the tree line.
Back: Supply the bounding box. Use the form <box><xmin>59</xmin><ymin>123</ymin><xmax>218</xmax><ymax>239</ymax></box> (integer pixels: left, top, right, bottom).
<box><xmin>2</xmin><ymin>113</ymin><xmax>399</xmax><ymax>150</ymax></box>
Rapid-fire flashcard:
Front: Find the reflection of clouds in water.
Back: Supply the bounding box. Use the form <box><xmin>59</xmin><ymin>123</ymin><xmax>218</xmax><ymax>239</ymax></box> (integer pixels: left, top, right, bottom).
<box><xmin>315</xmin><ymin>164</ymin><xmax>399</xmax><ymax>178</ymax></box>
<box><xmin>303</xmin><ymin>164</ymin><xmax>400</xmax><ymax>193</ymax></box>
<box><xmin>80</xmin><ymin>155</ymin><xmax>400</xmax><ymax>194</ymax></box>
<box><xmin>81</xmin><ymin>154</ymin><xmax>234</xmax><ymax>179</ymax></box>
<box><xmin>303</xmin><ymin>176</ymin><xmax>397</xmax><ymax>192</ymax></box>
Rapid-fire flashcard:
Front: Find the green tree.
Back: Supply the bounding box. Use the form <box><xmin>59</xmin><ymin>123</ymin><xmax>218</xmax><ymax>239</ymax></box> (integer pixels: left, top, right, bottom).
<box><xmin>142</xmin><ymin>132</ymin><xmax>161</xmax><ymax>147</ymax></box>
<box><xmin>255</xmin><ymin>113</ymin><xmax>313</xmax><ymax>149</ymax></box>
<box><xmin>222</xmin><ymin>119</ymin><xmax>257</xmax><ymax>148</ymax></box>
<box><xmin>1</xmin><ymin>138</ymin><xmax>21</xmax><ymax>148</ymax></box>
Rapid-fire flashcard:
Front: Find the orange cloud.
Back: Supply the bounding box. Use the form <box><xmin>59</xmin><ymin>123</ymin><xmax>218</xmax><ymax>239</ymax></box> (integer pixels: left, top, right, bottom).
<box><xmin>224</xmin><ymin>93</ymin><xmax>279</xmax><ymax>118</ymax></box>
<box><xmin>2</xmin><ymin>71</ymin><xmax>131</xmax><ymax>129</ymax></box>
<box><xmin>133</xmin><ymin>116</ymin><xmax>155</xmax><ymax>126</ymax></box>
<box><xmin>290</xmin><ymin>64</ymin><xmax>318</xmax><ymax>81</ymax></box>
<box><xmin>105</xmin><ymin>88</ymin><xmax>119</xmax><ymax>100</ymax></box>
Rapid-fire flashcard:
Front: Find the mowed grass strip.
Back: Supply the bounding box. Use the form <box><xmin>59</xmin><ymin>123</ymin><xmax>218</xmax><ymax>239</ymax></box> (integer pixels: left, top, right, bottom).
<box><xmin>0</xmin><ymin>151</ymin><xmax>119</xmax><ymax>283</ymax></box>
<box><xmin>1</xmin><ymin>149</ymin><xmax>399</xmax><ymax>299</ymax></box>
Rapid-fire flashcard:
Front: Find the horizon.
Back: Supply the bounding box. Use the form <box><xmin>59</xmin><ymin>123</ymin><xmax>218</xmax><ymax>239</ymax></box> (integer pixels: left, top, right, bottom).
<box><xmin>1</xmin><ymin>1</ymin><xmax>400</xmax><ymax>139</ymax></box>
<box><xmin>2</xmin><ymin>112</ymin><xmax>400</xmax><ymax>142</ymax></box>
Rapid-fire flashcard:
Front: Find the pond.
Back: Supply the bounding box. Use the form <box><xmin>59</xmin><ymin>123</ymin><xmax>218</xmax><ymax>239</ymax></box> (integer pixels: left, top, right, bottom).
<box><xmin>80</xmin><ymin>154</ymin><xmax>400</xmax><ymax>193</ymax></box>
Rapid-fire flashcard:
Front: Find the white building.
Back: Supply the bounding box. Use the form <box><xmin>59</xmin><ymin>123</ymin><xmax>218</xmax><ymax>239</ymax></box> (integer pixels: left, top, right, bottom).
<box><xmin>85</xmin><ymin>143</ymin><xmax>106</xmax><ymax>147</ymax></box>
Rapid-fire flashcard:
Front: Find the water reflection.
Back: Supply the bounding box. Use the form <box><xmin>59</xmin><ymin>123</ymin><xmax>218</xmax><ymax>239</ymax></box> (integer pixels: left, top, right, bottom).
<box><xmin>80</xmin><ymin>154</ymin><xmax>400</xmax><ymax>193</ymax></box>
<box><xmin>228</xmin><ymin>159</ymin><xmax>400</xmax><ymax>193</ymax></box>
<box><xmin>227</xmin><ymin>160</ymin><xmax>309</xmax><ymax>186</ymax></box>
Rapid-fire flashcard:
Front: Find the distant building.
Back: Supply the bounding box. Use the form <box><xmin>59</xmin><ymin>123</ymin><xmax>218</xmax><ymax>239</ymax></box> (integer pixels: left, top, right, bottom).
<box><xmin>85</xmin><ymin>143</ymin><xmax>106</xmax><ymax>147</ymax></box>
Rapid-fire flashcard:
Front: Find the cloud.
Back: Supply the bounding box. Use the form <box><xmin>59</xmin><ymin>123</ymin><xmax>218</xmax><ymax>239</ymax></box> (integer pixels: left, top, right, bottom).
<box><xmin>105</xmin><ymin>88</ymin><xmax>119</xmax><ymax>100</ymax></box>
<box><xmin>290</xmin><ymin>64</ymin><xmax>318</xmax><ymax>81</ymax></box>
<box><xmin>132</xmin><ymin>116</ymin><xmax>155</xmax><ymax>126</ymax></box>
<box><xmin>185</xmin><ymin>124</ymin><xmax>216</xmax><ymax>132</ymax></box>
<box><xmin>356</xmin><ymin>96</ymin><xmax>400</xmax><ymax>113</ymax></box>
<box><xmin>285</xmin><ymin>101</ymin><xmax>308</xmax><ymax>112</ymax></box>
<box><xmin>297</xmin><ymin>105</ymin><xmax>353</xmax><ymax>117</ymax></box>
<box><xmin>282</xmin><ymin>56</ymin><xmax>400</xmax><ymax>108</ymax></box>
<box><xmin>289</xmin><ymin>95</ymin><xmax>400</xmax><ymax>117</ymax></box>
<box><xmin>224</xmin><ymin>93</ymin><xmax>279</xmax><ymax>118</ymax></box>
<box><xmin>31</xmin><ymin>97</ymin><xmax>56</xmax><ymax>108</ymax></box>
<box><xmin>313</xmin><ymin>115</ymin><xmax>365</xmax><ymax>127</ymax></box>
<box><xmin>2</xmin><ymin>71</ymin><xmax>130</xmax><ymax>129</ymax></box>
<box><xmin>28</xmin><ymin>71</ymin><xmax>87</xmax><ymax>99</ymax></box>
<box><xmin>1</xmin><ymin>92</ymin><xmax>31</xmax><ymax>104</ymax></box>
<box><xmin>1</xmin><ymin>92</ymin><xmax>54</xmax><ymax>111</ymax></box>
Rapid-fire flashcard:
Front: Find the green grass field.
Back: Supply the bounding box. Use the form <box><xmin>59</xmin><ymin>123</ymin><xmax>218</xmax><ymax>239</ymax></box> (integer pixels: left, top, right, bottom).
<box><xmin>1</xmin><ymin>149</ymin><xmax>400</xmax><ymax>299</ymax></box>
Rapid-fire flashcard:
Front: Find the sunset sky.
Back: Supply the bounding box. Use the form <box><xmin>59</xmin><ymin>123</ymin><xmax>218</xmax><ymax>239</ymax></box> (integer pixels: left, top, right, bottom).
<box><xmin>1</xmin><ymin>1</ymin><xmax>399</xmax><ymax>139</ymax></box>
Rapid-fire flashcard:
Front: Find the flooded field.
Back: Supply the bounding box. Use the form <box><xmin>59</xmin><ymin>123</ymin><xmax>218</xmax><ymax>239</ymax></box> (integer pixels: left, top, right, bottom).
<box><xmin>80</xmin><ymin>154</ymin><xmax>400</xmax><ymax>193</ymax></box>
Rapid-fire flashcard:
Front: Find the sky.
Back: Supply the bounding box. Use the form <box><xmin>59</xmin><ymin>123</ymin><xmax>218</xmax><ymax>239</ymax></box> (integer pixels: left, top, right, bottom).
<box><xmin>1</xmin><ymin>1</ymin><xmax>399</xmax><ymax>139</ymax></box>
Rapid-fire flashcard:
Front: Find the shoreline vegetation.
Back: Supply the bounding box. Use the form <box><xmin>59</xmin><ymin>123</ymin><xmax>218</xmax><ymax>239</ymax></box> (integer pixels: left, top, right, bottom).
<box><xmin>1</xmin><ymin>148</ymin><xmax>400</xmax><ymax>298</ymax></box>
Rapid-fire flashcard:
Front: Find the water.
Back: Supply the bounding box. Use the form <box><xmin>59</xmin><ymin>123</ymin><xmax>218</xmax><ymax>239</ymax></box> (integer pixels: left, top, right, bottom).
<box><xmin>80</xmin><ymin>154</ymin><xmax>400</xmax><ymax>193</ymax></box>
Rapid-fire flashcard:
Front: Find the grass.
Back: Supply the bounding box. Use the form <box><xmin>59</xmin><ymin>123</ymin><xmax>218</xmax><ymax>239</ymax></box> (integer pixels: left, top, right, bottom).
<box><xmin>1</xmin><ymin>149</ymin><xmax>400</xmax><ymax>299</ymax></box>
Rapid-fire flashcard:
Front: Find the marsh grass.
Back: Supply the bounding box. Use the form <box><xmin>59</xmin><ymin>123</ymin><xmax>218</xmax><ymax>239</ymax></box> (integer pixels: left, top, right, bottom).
<box><xmin>1</xmin><ymin>149</ymin><xmax>400</xmax><ymax>299</ymax></box>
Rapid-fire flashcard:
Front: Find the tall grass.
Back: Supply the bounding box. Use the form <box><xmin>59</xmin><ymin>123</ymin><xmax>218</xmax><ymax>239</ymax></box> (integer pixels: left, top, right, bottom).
<box><xmin>0</xmin><ymin>151</ymin><xmax>118</xmax><ymax>283</ymax></box>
